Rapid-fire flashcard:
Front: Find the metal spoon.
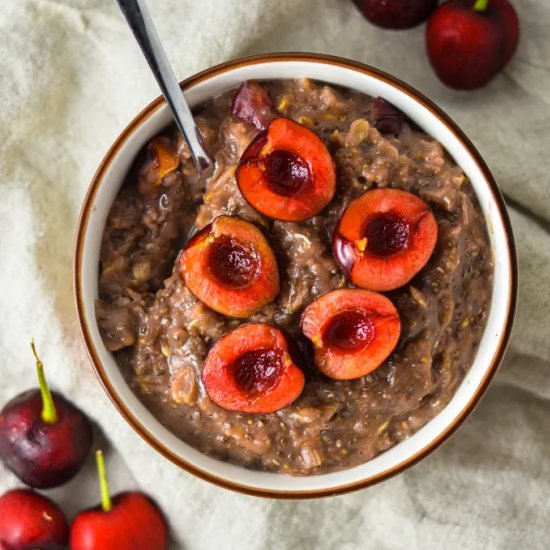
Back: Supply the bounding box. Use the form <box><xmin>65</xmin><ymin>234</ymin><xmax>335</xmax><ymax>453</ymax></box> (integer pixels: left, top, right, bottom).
<box><xmin>116</xmin><ymin>0</ymin><xmax>211</xmax><ymax>172</ymax></box>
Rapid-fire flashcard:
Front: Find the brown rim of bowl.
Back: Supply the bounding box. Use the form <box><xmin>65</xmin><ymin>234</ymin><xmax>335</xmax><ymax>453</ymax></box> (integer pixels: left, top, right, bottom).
<box><xmin>74</xmin><ymin>52</ymin><xmax>518</xmax><ymax>499</ymax></box>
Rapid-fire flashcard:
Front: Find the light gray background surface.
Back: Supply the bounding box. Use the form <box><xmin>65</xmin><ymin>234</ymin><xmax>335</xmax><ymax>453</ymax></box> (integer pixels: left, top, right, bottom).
<box><xmin>1</xmin><ymin>1</ymin><xmax>548</xmax><ymax>548</ymax></box>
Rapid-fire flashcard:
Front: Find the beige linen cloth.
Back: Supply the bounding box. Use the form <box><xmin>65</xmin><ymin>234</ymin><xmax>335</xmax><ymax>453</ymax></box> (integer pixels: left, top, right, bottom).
<box><xmin>1</xmin><ymin>0</ymin><xmax>549</xmax><ymax>548</ymax></box>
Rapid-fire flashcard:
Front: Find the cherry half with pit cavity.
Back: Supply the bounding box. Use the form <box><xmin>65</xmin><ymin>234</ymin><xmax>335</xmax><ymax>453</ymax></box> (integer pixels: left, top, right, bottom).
<box><xmin>236</xmin><ymin>117</ymin><xmax>336</xmax><ymax>221</ymax></box>
<box><xmin>180</xmin><ymin>216</ymin><xmax>280</xmax><ymax>318</ymax></box>
<box><xmin>301</xmin><ymin>289</ymin><xmax>401</xmax><ymax>380</ymax></box>
<box><xmin>0</xmin><ymin>342</ymin><xmax>93</xmax><ymax>489</ymax></box>
<box><xmin>426</xmin><ymin>0</ymin><xmax>520</xmax><ymax>90</ymax></box>
<box><xmin>333</xmin><ymin>188</ymin><xmax>438</xmax><ymax>291</ymax></box>
<box><xmin>202</xmin><ymin>323</ymin><xmax>305</xmax><ymax>414</ymax></box>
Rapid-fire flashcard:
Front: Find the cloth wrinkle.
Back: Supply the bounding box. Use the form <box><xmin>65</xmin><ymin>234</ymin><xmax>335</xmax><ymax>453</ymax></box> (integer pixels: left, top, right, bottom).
<box><xmin>504</xmin><ymin>195</ymin><xmax>550</xmax><ymax>236</ymax></box>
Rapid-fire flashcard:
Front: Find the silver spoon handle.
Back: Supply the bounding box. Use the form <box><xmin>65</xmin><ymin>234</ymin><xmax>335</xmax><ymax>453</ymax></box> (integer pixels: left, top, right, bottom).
<box><xmin>116</xmin><ymin>0</ymin><xmax>211</xmax><ymax>170</ymax></box>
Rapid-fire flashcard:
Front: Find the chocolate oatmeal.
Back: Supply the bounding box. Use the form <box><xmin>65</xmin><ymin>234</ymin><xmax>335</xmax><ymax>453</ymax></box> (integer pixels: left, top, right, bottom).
<box><xmin>96</xmin><ymin>79</ymin><xmax>493</xmax><ymax>474</ymax></box>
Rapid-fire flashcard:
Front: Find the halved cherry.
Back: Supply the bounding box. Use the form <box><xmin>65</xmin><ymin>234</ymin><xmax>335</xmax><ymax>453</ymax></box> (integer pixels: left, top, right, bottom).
<box><xmin>333</xmin><ymin>189</ymin><xmax>438</xmax><ymax>291</ymax></box>
<box><xmin>202</xmin><ymin>323</ymin><xmax>305</xmax><ymax>413</ymax></box>
<box><xmin>180</xmin><ymin>216</ymin><xmax>280</xmax><ymax>318</ymax></box>
<box><xmin>231</xmin><ymin>81</ymin><xmax>274</xmax><ymax>130</ymax></box>
<box><xmin>236</xmin><ymin>118</ymin><xmax>336</xmax><ymax>221</ymax></box>
<box><xmin>301</xmin><ymin>289</ymin><xmax>400</xmax><ymax>380</ymax></box>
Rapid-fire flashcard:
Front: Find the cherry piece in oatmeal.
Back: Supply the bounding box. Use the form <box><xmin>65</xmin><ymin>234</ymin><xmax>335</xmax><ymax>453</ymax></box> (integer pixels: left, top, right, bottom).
<box><xmin>333</xmin><ymin>188</ymin><xmax>438</xmax><ymax>291</ymax></box>
<box><xmin>137</xmin><ymin>137</ymin><xmax>179</xmax><ymax>194</ymax></box>
<box><xmin>236</xmin><ymin>118</ymin><xmax>336</xmax><ymax>221</ymax></box>
<box><xmin>180</xmin><ymin>216</ymin><xmax>280</xmax><ymax>318</ymax></box>
<box><xmin>372</xmin><ymin>97</ymin><xmax>406</xmax><ymax>137</ymax></box>
<box><xmin>202</xmin><ymin>323</ymin><xmax>305</xmax><ymax>413</ymax></box>
<box><xmin>231</xmin><ymin>80</ymin><xmax>275</xmax><ymax>130</ymax></box>
<box><xmin>301</xmin><ymin>289</ymin><xmax>401</xmax><ymax>380</ymax></box>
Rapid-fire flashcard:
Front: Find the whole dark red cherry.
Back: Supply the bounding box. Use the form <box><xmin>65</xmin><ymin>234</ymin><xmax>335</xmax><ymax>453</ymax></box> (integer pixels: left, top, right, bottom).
<box><xmin>352</xmin><ymin>0</ymin><xmax>438</xmax><ymax>29</ymax></box>
<box><xmin>426</xmin><ymin>0</ymin><xmax>520</xmax><ymax>89</ymax></box>
<box><xmin>0</xmin><ymin>488</ymin><xmax>69</xmax><ymax>550</ymax></box>
<box><xmin>0</xmin><ymin>342</ymin><xmax>93</xmax><ymax>489</ymax></box>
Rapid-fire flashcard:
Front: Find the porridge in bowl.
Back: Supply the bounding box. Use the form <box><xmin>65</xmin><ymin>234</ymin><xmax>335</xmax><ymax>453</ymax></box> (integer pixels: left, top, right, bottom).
<box><xmin>96</xmin><ymin>79</ymin><xmax>493</xmax><ymax>475</ymax></box>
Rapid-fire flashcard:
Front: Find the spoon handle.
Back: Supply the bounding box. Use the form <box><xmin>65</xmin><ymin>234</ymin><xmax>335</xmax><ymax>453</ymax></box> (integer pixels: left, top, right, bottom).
<box><xmin>116</xmin><ymin>0</ymin><xmax>211</xmax><ymax>170</ymax></box>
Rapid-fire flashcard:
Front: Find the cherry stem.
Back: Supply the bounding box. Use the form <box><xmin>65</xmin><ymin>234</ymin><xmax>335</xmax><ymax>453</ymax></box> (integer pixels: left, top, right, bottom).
<box><xmin>473</xmin><ymin>0</ymin><xmax>488</xmax><ymax>11</ymax></box>
<box><xmin>96</xmin><ymin>450</ymin><xmax>112</xmax><ymax>513</ymax></box>
<box><xmin>31</xmin><ymin>340</ymin><xmax>58</xmax><ymax>424</ymax></box>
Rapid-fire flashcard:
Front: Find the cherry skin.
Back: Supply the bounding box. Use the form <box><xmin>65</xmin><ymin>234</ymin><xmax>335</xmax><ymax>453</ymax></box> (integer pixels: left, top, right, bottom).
<box><xmin>426</xmin><ymin>0</ymin><xmax>520</xmax><ymax>89</ymax></box>
<box><xmin>0</xmin><ymin>343</ymin><xmax>93</xmax><ymax>489</ymax></box>
<box><xmin>0</xmin><ymin>488</ymin><xmax>69</xmax><ymax>550</ymax></box>
<box><xmin>70</xmin><ymin>451</ymin><xmax>168</xmax><ymax>550</ymax></box>
<box><xmin>231</xmin><ymin>81</ymin><xmax>274</xmax><ymax>129</ymax></box>
<box><xmin>353</xmin><ymin>0</ymin><xmax>438</xmax><ymax>29</ymax></box>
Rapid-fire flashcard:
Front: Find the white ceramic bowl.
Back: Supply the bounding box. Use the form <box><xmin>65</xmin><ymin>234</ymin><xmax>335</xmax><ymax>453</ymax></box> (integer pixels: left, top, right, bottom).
<box><xmin>74</xmin><ymin>53</ymin><xmax>517</xmax><ymax>498</ymax></box>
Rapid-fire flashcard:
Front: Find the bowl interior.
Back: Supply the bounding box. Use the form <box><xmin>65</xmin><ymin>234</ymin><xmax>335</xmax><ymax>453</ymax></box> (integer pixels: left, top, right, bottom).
<box><xmin>77</xmin><ymin>57</ymin><xmax>514</xmax><ymax>496</ymax></box>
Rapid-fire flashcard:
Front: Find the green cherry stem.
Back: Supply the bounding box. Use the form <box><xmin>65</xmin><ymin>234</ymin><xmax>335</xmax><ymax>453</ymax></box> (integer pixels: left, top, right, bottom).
<box><xmin>473</xmin><ymin>0</ymin><xmax>488</xmax><ymax>12</ymax></box>
<box><xmin>96</xmin><ymin>450</ymin><xmax>112</xmax><ymax>513</ymax></box>
<box><xmin>31</xmin><ymin>340</ymin><xmax>58</xmax><ymax>424</ymax></box>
